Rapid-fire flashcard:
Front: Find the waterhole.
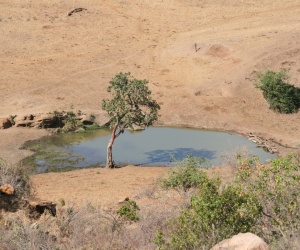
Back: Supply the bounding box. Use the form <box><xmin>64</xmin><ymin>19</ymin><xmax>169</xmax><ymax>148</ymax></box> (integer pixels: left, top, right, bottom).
<box><xmin>24</xmin><ymin>127</ymin><xmax>276</xmax><ymax>172</ymax></box>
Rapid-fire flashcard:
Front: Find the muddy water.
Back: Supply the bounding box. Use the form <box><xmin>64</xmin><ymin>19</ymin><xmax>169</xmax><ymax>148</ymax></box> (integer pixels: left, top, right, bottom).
<box><xmin>24</xmin><ymin>127</ymin><xmax>276</xmax><ymax>172</ymax></box>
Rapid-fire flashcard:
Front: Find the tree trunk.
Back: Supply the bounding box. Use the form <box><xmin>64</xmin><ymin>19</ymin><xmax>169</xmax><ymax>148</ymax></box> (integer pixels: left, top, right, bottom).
<box><xmin>106</xmin><ymin>124</ymin><xmax>118</xmax><ymax>168</ymax></box>
<box><xmin>106</xmin><ymin>142</ymin><xmax>114</xmax><ymax>168</ymax></box>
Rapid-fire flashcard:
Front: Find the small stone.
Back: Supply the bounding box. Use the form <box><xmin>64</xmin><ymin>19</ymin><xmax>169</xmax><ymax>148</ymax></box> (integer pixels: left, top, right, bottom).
<box><xmin>24</xmin><ymin>199</ymin><xmax>57</xmax><ymax>218</ymax></box>
<box><xmin>78</xmin><ymin>115</ymin><xmax>95</xmax><ymax>125</ymax></box>
<box><xmin>26</xmin><ymin>114</ymin><xmax>35</xmax><ymax>120</ymax></box>
<box><xmin>34</xmin><ymin>114</ymin><xmax>57</xmax><ymax>128</ymax></box>
<box><xmin>118</xmin><ymin>197</ymin><xmax>130</xmax><ymax>204</ymax></box>
<box><xmin>0</xmin><ymin>184</ymin><xmax>15</xmax><ymax>195</ymax></box>
<box><xmin>14</xmin><ymin>115</ymin><xmax>26</xmax><ymax>122</ymax></box>
<box><xmin>14</xmin><ymin>120</ymin><xmax>33</xmax><ymax>127</ymax></box>
<box><xmin>35</xmin><ymin>114</ymin><xmax>56</xmax><ymax>122</ymax></box>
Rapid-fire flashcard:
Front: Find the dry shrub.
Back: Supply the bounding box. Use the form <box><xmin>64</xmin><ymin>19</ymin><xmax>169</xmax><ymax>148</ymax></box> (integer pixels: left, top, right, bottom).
<box><xmin>0</xmin><ymin>185</ymin><xmax>184</xmax><ymax>250</ymax></box>
<box><xmin>219</xmin><ymin>145</ymin><xmax>252</xmax><ymax>172</ymax></box>
<box><xmin>270</xmin><ymin>230</ymin><xmax>300</xmax><ymax>250</ymax></box>
<box><xmin>119</xmin><ymin>195</ymin><xmax>182</xmax><ymax>250</ymax></box>
<box><xmin>0</xmin><ymin>160</ymin><xmax>30</xmax><ymax>195</ymax></box>
<box><xmin>0</xmin><ymin>204</ymin><xmax>123</xmax><ymax>250</ymax></box>
<box><xmin>0</xmin><ymin>210</ymin><xmax>55</xmax><ymax>250</ymax></box>
<box><xmin>134</xmin><ymin>184</ymin><xmax>159</xmax><ymax>199</ymax></box>
<box><xmin>0</xmin><ymin>161</ymin><xmax>30</xmax><ymax>213</ymax></box>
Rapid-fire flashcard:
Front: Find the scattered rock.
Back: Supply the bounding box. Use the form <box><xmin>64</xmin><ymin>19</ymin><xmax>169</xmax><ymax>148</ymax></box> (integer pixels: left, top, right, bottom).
<box><xmin>35</xmin><ymin>114</ymin><xmax>55</xmax><ymax>122</ymax></box>
<box><xmin>0</xmin><ymin>184</ymin><xmax>15</xmax><ymax>195</ymax></box>
<box><xmin>1</xmin><ymin>112</ymin><xmax>102</xmax><ymax>131</ymax></box>
<box><xmin>34</xmin><ymin>114</ymin><xmax>57</xmax><ymax>128</ymax></box>
<box><xmin>14</xmin><ymin>115</ymin><xmax>34</xmax><ymax>127</ymax></box>
<box><xmin>77</xmin><ymin>114</ymin><xmax>95</xmax><ymax>125</ymax></box>
<box><xmin>0</xmin><ymin>185</ymin><xmax>18</xmax><ymax>212</ymax></box>
<box><xmin>247</xmin><ymin>133</ymin><xmax>278</xmax><ymax>154</ymax></box>
<box><xmin>118</xmin><ymin>197</ymin><xmax>130</xmax><ymax>204</ymax></box>
<box><xmin>26</xmin><ymin>114</ymin><xmax>34</xmax><ymax>120</ymax></box>
<box><xmin>15</xmin><ymin>120</ymin><xmax>34</xmax><ymax>127</ymax></box>
<box><xmin>14</xmin><ymin>115</ymin><xmax>26</xmax><ymax>122</ymax></box>
<box><xmin>23</xmin><ymin>199</ymin><xmax>56</xmax><ymax>219</ymax></box>
<box><xmin>211</xmin><ymin>233</ymin><xmax>269</xmax><ymax>250</ymax></box>
<box><xmin>0</xmin><ymin>118</ymin><xmax>12</xmax><ymax>129</ymax></box>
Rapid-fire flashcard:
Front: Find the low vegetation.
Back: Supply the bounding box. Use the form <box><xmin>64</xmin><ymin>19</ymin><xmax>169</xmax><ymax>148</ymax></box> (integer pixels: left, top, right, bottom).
<box><xmin>160</xmin><ymin>155</ymin><xmax>207</xmax><ymax>193</ymax></box>
<box><xmin>52</xmin><ymin>108</ymin><xmax>99</xmax><ymax>133</ymax></box>
<box><xmin>55</xmin><ymin>110</ymin><xmax>83</xmax><ymax>133</ymax></box>
<box><xmin>1</xmin><ymin>154</ymin><xmax>300</xmax><ymax>249</ymax></box>
<box><xmin>156</xmin><ymin>156</ymin><xmax>262</xmax><ymax>249</ymax></box>
<box><xmin>117</xmin><ymin>200</ymin><xmax>140</xmax><ymax>222</ymax></box>
<box><xmin>256</xmin><ymin>69</ymin><xmax>300</xmax><ymax>114</ymax></box>
<box><xmin>0</xmin><ymin>160</ymin><xmax>30</xmax><ymax>201</ymax></box>
<box><xmin>236</xmin><ymin>154</ymin><xmax>300</xmax><ymax>247</ymax></box>
<box><xmin>156</xmin><ymin>154</ymin><xmax>300</xmax><ymax>250</ymax></box>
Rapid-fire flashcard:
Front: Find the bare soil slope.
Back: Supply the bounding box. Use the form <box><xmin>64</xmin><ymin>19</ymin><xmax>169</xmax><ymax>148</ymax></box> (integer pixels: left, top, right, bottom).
<box><xmin>30</xmin><ymin>166</ymin><xmax>169</xmax><ymax>208</ymax></box>
<box><xmin>1</xmin><ymin>0</ymin><xmax>300</xmax><ymax>205</ymax></box>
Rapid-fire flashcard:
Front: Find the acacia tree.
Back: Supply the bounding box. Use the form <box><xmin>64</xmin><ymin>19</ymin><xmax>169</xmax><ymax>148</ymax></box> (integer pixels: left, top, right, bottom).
<box><xmin>102</xmin><ymin>72</ymin><xmax>160</xmax><ymax>168</ymax></box>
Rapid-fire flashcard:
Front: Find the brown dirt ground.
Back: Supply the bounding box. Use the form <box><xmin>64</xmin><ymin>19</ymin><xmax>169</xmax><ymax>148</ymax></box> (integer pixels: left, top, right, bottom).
<box><xmin>30</xmin><ymin>166</ymin><xmax>169</xmax><ymax>209</ymax></box>
<box><xmin>1</xmin><ymin>0</ymin><xmax>300</xmax><ymax>206</ymax></box>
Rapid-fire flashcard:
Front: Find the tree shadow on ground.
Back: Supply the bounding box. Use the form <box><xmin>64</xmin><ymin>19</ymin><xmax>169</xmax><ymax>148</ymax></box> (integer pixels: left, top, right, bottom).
<box><xmin>144</xmin><ymin>148</ymin><xmax>216</xmax><ymax>166</ymax></box>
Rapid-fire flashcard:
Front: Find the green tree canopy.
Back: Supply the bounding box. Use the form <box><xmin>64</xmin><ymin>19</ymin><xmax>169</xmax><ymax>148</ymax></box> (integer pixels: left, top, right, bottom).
<box><xmin>102</xmin><ymin>72</ymin><xmax>160</xmax><ymax>168</ymax></box>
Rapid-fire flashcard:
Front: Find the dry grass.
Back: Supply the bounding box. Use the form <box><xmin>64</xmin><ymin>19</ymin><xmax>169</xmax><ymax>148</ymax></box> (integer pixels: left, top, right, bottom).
<box><xmin>2</xmin><ymin>188</ymin><xmax>299</xmax><ymax>250</ymax></box>
<box><xmin>0</xmin><ymin>181</ymin><xmax>184</xmax><ymax>250</ymax></box>
<box><xmin>0</xmin><ymin>161</ymin><xmax>30</xmax><ymax>213</ymax></box>
<box><xmin>219</xmin><ymin>145</ymin><xmax>252</xmax><ymax>171</ymax></box>
<box><xmin>0</xmin><ymin>160</ymin><xmax>30</xmax><ymax>194</ymax></box>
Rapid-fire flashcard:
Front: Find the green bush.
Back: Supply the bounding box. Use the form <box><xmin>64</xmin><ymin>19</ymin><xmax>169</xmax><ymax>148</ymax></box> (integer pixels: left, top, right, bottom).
<box><xmin>117</xmin><ymin>200</ymin><xmax>140</xmax><ymax>222</ymax></box>
<box><xmin>192</xmin><ymin>185</ymin><xmax>262</xmax><ymax>235</ymax></box>
<box><xmin>160</xmin><ymin>155</ymin><xmax>208</xmax><ymax>192</ymax></box>
<box><xmin>256</xmin><ymin>69</ymin><xmax>300</xmax><ymax>114</ymax></box>
<box><xmin>156</xmin><ymin>154</ymin><xmax>300</xmax><ymax>249</ymax></box>
<box><xmin>155</xmin><ymin>177</ymin><xmax>261</xmax><ymax>250</ymax></box>
<box><xmin>235</xmin><ymin>153</ymin><xmax>300</xmax><ymax>243</ymax></box>
<box><xmin>155</xmin><ymin>156</ymin><xmax>262</xmax><ymax>250</ymax></box>
<box><xmin>62</xmin><ymin>111</ymin><xmax>83</xmax><ymax>132</ymax></box>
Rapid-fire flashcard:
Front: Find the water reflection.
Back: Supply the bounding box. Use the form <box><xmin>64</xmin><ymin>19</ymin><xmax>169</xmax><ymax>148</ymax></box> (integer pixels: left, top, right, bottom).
<box><xmin>144</xmin><ymin>148</ymin><xmax>216</xmax><ymax>165</ymax></box>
